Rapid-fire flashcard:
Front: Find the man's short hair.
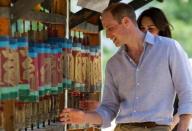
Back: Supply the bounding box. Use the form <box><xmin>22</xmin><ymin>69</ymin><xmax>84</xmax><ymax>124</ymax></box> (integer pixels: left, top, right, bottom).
<box><xmin>102</xmin><ymin>3</ymin><xmax>136</xmax><ymax>24</ymax></box>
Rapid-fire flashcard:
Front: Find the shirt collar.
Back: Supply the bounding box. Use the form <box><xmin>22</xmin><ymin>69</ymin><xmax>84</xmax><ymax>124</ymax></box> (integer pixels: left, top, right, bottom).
<box><xmin>119</xmin><ymin>31</ymin><xmax>156</xmax><ymax>54</ymax></box>
<box><xmin>144</xmin><ymin>31</ymin><xmax>156</xmax><ymax>46</ymax></box>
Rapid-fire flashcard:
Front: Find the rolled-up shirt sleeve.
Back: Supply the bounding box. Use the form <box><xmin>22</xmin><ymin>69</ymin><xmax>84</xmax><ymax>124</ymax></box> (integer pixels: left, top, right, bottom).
<box><xmin>169</xmin><ymin>40</ymin><xmax>192</xmax><ymax>115</ymax></box>
<box><xmin>96</xmin><ymin>61</ymin><xmax>120</xmax><ymax>128</ymax></box>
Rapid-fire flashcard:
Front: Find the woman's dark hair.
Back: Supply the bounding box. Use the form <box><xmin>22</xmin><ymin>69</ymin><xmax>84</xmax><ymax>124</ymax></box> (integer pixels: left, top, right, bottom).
<box><xmin>137</xmin><ymin>7</ymin><xmax>172</xmax><ymax>38</ymax></box>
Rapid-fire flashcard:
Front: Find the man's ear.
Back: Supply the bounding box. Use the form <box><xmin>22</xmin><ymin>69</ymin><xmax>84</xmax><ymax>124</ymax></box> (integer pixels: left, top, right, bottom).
<box><xmin>121</xmin><ymin>17</ymin><xmax>130</xmax><ymax>26</ymax></box>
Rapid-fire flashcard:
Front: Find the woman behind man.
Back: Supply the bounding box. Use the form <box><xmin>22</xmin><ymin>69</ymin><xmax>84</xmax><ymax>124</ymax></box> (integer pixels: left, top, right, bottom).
<box><xmin>137</xmin><ymin>7</ymin><xmax>179</xmax><ymax>131</ymax></box>
<box><xmin>137</xmin><ymin>7</ymin><xmax>172</xmax><ymax>37</ymax></box>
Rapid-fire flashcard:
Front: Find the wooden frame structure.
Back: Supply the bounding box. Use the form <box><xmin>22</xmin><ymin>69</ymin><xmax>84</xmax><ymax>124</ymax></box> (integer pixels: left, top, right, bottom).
<box><xmin>0</xmin><ymin>0</ymin><xmax>164</xmax><ymax>30</ymax></box>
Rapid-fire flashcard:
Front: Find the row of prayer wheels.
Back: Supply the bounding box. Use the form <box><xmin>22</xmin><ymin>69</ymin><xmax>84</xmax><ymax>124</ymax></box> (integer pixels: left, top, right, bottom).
<box><xmin>0</xmin><ymin>1</ymin><xmax>101</xmax><ymax>131</ymax></box>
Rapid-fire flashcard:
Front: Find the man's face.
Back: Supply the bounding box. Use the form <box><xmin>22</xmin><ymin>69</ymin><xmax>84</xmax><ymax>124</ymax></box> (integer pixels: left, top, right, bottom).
<box><xmin>101</xmin><ymin>12</ymin><xmax>125</xmax><ymax>47</ymax></box>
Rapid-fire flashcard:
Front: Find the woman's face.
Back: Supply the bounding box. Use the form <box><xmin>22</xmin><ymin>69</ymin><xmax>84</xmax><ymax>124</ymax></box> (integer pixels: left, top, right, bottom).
<box><xmin>140</xmin><ymin>16</ymin><xmax>160</xmax><ymax>36</ymax></box>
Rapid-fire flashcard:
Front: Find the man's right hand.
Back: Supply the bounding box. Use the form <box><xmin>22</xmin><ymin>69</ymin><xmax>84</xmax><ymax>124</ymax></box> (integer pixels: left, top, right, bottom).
<box><xmin>59</xmin><ymin>108</ymin><xmax>103</xmax><ymax>126</ymax></box>
<box><xmin>59</xmin><ymin>108</ymin><xmax>86</xmax><ymax>124</ymax></box>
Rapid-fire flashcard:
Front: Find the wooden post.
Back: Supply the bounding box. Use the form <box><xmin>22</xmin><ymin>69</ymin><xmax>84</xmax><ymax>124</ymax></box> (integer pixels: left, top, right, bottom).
<box><xmin>53</xmin><ymin>0</ymin><xmax>66</xmax><ymax>37</ymax></box>
<box><xmin>4</xmin><ymin>100</ymin><xmax>15</xmax><ymax>131</ymax></box>
<box><xmin>0</xmin><ymin>1</ymin><xmax>15</xmax><ymax>131</ymax></box>
<box><xmin>52</xmin><ymin>0</ymin><xmax>66</xmax><ymax>120</ymax></box>
<box><xmin>0</xmin><ymin>0</ymin><xmax>11</xmax><ymax>36</ymax></box>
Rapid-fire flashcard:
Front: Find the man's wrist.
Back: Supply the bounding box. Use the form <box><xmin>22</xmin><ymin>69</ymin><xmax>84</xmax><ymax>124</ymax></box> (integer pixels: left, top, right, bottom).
<box><xmin>83</xmin><ymin>111</ymin><xmax>103</xmax><ymax>125</ymax></box>
<box><xmin>177</xmin><ymin>114</ymin><xmax>191</xmax><ymax>131</ymax></box>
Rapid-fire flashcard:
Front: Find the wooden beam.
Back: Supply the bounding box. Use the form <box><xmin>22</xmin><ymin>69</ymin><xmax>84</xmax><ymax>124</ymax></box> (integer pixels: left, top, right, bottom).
<box><xmin>23</xmin><ymin>11</ymin><xmax>66</xmax><ymax>24</ymax></box>
<box><xmin>70</xmin><ymin>0</ymin><xmax>154</xmax><ymax>30</ymax></box>
<box><xmin>4</xmin><ymin>100</ymin><xmax>15</xmax><ymax>131</ymax></box>
<box><xmin>0</xmin><ymin>7</ymin><xmax>10</xmax><ymax>18</ymax></box>
<box><xmin>11</xmin><ymin>0</ymin><xmax>44</xmax><ymax>22</ymax></box>
<box><xmin>69</xmin><ymin>8</ymin><xmax>98</xmax><ymax>29</ymax></box>
<box><xmin>69</xmin><ymin>0</ymin><xmax>122</xmax><ymax>29</ymax></box>
<box><xmin>109</xmin><ymin>0</ymin><xmax>121</xmax><ymax>4</ymax></box>
<box><xmin>109</xmin><ymin>0</ymin><xmax>155</xmax><ymax>9</ymax></box>
<box><xmin>72</xmin><ymin>22</ymin><xmax>99</xmax><ymax>33</ymax></box>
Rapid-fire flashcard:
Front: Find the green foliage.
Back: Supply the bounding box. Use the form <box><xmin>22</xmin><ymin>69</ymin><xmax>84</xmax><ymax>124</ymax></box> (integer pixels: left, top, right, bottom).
<box><xmin>103</xmin><ymin>46</ymin><xmax>110</xmax><ymax>54</ymax></box>
<box><xmin>157</xmin><ymin>0</ymin><xmax>192</xmax><ymax>57</ymax></box>
<box><xmin>172</xmin><ymin>20</ymin><xmax>192</xmax><ymax>56</ymax></box>
<box><xmin>173</xmin><ymin>0</ymin><xmax>192</xmax><ymax>23</ymax></box>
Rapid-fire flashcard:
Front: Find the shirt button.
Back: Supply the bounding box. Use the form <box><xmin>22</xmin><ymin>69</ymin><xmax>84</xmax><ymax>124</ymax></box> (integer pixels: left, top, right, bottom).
<box><xmin>133</xmin><ymin>110</ymin><xmax>136</xmax><ymax>112</ymax></box>
<box><xmin>137</xmin><ymin>83</ymin><xmax>140</xmax><ymax>86</ymax></box>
